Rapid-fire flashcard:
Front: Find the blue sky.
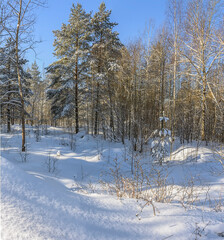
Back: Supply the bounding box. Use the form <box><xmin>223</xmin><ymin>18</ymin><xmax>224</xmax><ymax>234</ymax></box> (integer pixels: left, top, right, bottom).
<box><xmin>27</xmin><ymin>0</ymin><xmax>167</xmax><ymax>72</ymax></box>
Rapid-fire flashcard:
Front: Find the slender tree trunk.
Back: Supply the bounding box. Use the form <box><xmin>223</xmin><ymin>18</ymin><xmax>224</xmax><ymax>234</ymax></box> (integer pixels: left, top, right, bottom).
<box><xmin>170</xmin><ymin>2</ymin><xmax>178</xmax><ymax>159</ymax></box>
<box><xmin>11</xmin><ymin>107</ymin><xmax>14</xmax><ymax>125</ymax></box>
<box><xmin>212</xmin><ymin>78</ymin><xmax>219</xmax><ymax>140</ymax></box>
<box><xmin>75</xmin><ymin>36</ymin><xmax>79</xmax><ymax>134</ymax></box>
<box><xmin>31</xmin><ymin>102</ymin><xmax>35</xmax><ymax>126</ymax></box>
<box><xmin>7</xmin><ymin>105</ymin><xmax>11</xmax><ymax>132</ymax></box>
<box><xmin>172</xmin><ymin>19</ymin><xmax>177</xmax><ymax>140</ymax></box>
<box><xmin>201</xmin><ymin>45</ymin><xmax>206</xmax><ymax>141</ymax></box>
<box><xmin>7</xmin><ymin>58</ymin><xmax>11</xmax><ymax>133</ymax></box>
<box><xmin>16</xmin><ymin>0</ymin><xmax>26</xmax><ymax>152</ymax></box>
<box><xmin>94</xmin><ymin>82</ymin><xmax>99</xmax><ymax>135</ymax></box>
<box><xmin>160</xmin><ymin>57</ymin><xmax>166</xmax><ymax>130</ymax></box>
<box><xmin>94</xmin><ymin>34</ymin><xmax>102</xmax><ymax>135</ymax></box>
<box><xmin>86</xmin><ymin>100</ymin><xmax>89</xmax><ymax>134</ymax></box>
<box><xmin>91</xmin><ymin>75</ymin><xmax>94</xmax><ymax>135</ymax></box>
<box><xmin>108</xmin><ymin>76</ymin><xmax>114</xmax><ymax>137</ymax></box>
<box><xmin>201</xmin><ymin>74</ymin><xmax>206</xmax><ymax>141</ymax></box>
<box><xmin>75</xmin><ymin>72</ymin><xmax>79</xmax><ymax>134</ymax></box>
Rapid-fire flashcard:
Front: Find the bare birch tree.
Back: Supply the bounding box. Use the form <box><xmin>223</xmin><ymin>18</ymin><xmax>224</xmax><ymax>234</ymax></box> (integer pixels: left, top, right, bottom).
<box><xmin>180</xmin><ymin>0</ymin><xmax>224</xmax><ymax>141</ymax></box>
<box><xmin>1</xmin><ymin>0</ymin><xmax>45</xmax><ymax>151</ymax></box>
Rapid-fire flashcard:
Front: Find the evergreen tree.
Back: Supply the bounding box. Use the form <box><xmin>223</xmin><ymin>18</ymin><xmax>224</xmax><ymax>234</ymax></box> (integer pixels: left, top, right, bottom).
<box><xmin>27</xmin><ymin>61</ymin><xmax>42</xmax><ymax>125</ymax></box>
<box><xmin>47</xmin><ymin>3</ymin><xmax>92</xmax><ymax>133</ymax></box>
<box><xmin>0</xmin><ymin>39</ymin><xmax>14</xmax><ymax>132</ymax></box>
<box><xmin>151</xmin><ymin>114</ymin><xmax>172</xmax><ymax>165</ymax></box>
<box><xmin>0</xmin><ymin>38</ymin><xmax>31</xmax><ymax>132</ymax></box>
<box><xmin>90</xmin><ymin>2</ymin><xmax>122</xmax><ymax>135</ymax></box>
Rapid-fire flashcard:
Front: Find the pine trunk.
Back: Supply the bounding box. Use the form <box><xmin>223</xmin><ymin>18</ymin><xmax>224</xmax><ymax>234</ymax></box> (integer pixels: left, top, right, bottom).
<box><xmin>94</xmin><ymin>82</ymin><xmax>99</xmax><ymax>135</ymax></box>
<box><xmin>75</xmin><ymin>80</ymin><xmax>79</xmax><ymax>134</ymax></box>
<box><xmin>75</xmin><ymin>36</ymin><xmax>79</xmax><ymax>134</ymax></box>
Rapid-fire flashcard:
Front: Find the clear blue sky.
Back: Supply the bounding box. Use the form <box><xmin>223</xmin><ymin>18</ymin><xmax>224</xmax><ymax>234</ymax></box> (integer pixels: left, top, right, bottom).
<box><xmin>27</xmin><ymin>0</ymin><xmax>167</xmax><ymax>72</ymax></box>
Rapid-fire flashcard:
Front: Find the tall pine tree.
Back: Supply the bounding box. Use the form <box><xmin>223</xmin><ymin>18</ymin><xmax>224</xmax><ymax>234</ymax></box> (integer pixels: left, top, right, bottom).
<box><xmin>27</xmin><ymin>61</ymin><xmax>42</xmax><ymax>126</ymax></box>
<box><xmin>47</xmin><ymin>3</ymin><xmax>92</xmax><ymax>133</ymax></box>
<box><xmin>0</xmin><ymin>38</ymin><xmax>31</xmax><ymax>132</ymax></box>
<box><xmin>91</xmin><ymin>2</ymin><xmax>122</xmax><ymax>135</ymax></box>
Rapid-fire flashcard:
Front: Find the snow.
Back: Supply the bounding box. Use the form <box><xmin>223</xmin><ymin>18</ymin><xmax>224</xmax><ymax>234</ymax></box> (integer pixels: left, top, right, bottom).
<box><xmin>159</xmin><ymin>129</ymin><xmax>171</xmax><ymax>137</ymax></box>
<box><xmin>1</xmin><ymin>125</ymin><xmax>224</xmax><ymax>239</ymax></box>
<box><xmin>108</xmin><ymin>62</ymin><xmax>120</xmax><ymax>72</ymax></box>
<box><xmin>64</xmin><ymin>80</ymin><xmax>75</xmax><ymax>89</ymax></box>
<box><xmin>159</xmin><ymin>116</ymin><xmax>169</xmax><ymax>122</ymax></box>
<box><xmin>61</xmin><ymin>103</ymin><xmax>73</xmax><ymax>117</ymax></box>
<box><xmin>95</xmin><ymin>73</ymin><xmax>105</xmax><ymax>81</ymax></box>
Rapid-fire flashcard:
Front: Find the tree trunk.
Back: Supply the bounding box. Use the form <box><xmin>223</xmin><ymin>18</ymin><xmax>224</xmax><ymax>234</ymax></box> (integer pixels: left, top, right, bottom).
<box><xmin>75</xmin><ymin>36</ymin><xmax>79</xmax><ymax>134</ymax></box>
<box><xmin>108</xmin><ymin>75</ymin><xmax>114</xmax><ymax>137</ymax></box>
<box><xmin>75</xmin><ymin>78</ymin><xmax>79</xmax><ymax>134</ymax></box>
<box><xmin>94</xmin><ymin>82</ymin><xmax>100</xmax><ymax>135</ymax></box>
<box><xmin>160</xmin><ymin>56</ymin><xmax>166</xmax><ymax>129</ymax></box>
<box><xmin>170</xmin><ymin>3</ymin><xmax>178</xmax><ymax>159</ymax></box>
<box><xmin>11</xmin><ymin>107</ymin><xmax>15</xmax><ymax>125</ymax></box>
<box><xmin>201</xmin><ymin>75</ymin><xmax>206</xmax><ymax>141</ymax></box>
<box><xmin>16</xmin><ymin>0</ymin><xmax>26</xmax><ymax>152</ymax></box>
<box><xmin>7</xmin><ymin>106</ymin><xmax>11</xmax><ymax>133</ymax></box>
<box><xmin>7</xmin><ymin>58</ymin><xmax>11</xmax><ymax>133</ymax></box>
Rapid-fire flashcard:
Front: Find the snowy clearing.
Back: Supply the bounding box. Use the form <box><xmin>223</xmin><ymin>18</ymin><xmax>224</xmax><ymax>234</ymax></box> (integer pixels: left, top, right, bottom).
<box><xmin>1</xmin><ymin>125</ymin><xmax>224</xmax><ymax>240</ymax></box>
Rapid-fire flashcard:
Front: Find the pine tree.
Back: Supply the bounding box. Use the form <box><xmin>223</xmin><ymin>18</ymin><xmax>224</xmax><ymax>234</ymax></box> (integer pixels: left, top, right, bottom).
<box><xmin>27</xmin><ymin>61</ymin><xmax>42</xmax><ymax>126</ymax></box>
<box><xmin>0</xmin><ymin>38</ymin><xmax>31</xmax><ymax>132</ymax></box>
<box><xmin>91</xmin><ymin>2</ymin><xmax>122</xmax><ymax>135</ymax></box>
<box><xmin>151</xmin><ymin>113</ymin><xmax>172</xmax><ymax>165</ymax></box>
<box><xmin>0</xmin><ymin>39</ymin><xmax>15</xmax><ymax>132</ymax></box>
<box><xmin>47</xmin><ymin>3</ymin><xmax>92</xmax><ymax>133</ymax></box>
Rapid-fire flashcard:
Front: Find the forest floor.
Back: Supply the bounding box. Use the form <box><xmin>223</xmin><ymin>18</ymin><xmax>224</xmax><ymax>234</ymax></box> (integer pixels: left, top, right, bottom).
<box><xmin>1</xmin><ymin>125</ymin><xmax>224</xmax><ymax>240</ymax></box>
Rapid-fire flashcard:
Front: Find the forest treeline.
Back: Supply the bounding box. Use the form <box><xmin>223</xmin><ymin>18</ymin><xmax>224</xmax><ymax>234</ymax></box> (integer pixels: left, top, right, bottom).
<box><xmin>0</xmin><ymin>0</ymin><xmax>224</xmax><ymax>152</ymax></box>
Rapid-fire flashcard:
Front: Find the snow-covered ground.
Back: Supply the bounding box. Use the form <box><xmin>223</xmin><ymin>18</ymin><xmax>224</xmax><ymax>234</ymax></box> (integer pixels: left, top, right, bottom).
<box><xmin>1</xmin><ymin>125</ymin><xmax>224</xmax><ymax>239</ymax></box>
